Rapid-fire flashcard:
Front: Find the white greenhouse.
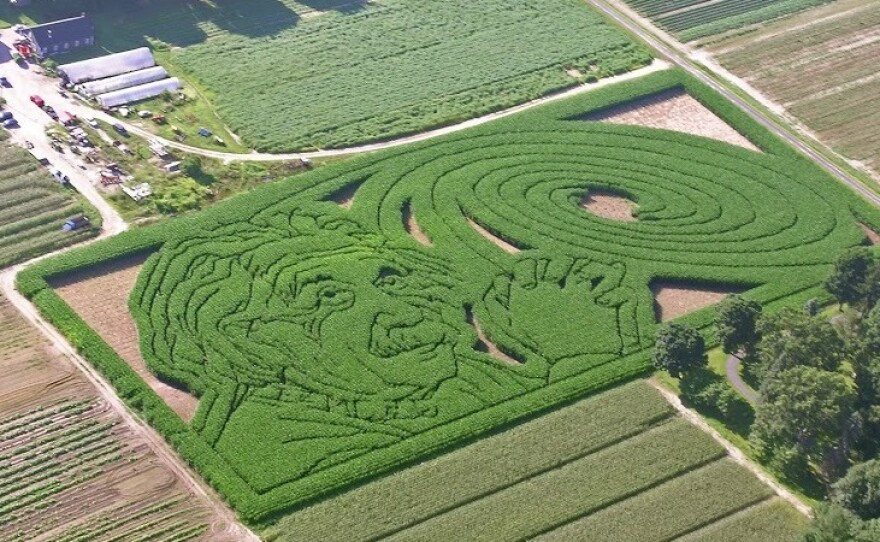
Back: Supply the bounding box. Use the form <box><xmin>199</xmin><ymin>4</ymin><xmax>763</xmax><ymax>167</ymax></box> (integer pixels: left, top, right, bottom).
<box><xmin>58</xmin><ymin>47</ymin><xmax>156</xmax><ymax>84</ymax></box>
<box><xmin>96</xmin><ymin>78</ymin><xmax>182</xmax><ymax>108</ymax></box>
<box><xmin>79</xmin><ymin>67</ymin><xmax>169</xmax><ymax>97</ymax></box>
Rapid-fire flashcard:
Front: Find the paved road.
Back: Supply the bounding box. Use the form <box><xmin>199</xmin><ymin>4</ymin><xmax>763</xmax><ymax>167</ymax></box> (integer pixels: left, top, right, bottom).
<box><xmin>725</xmin><ymin>354</ymin><xmax>759</xmax><ymax>404</ymax></box>
<box><xmin>587</xmin><ymin>0</ymin><xmax>880</xmax><ymax>209</ymax></box>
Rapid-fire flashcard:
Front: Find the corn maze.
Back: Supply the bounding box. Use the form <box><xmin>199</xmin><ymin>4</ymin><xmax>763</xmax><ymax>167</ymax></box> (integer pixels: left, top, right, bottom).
<box><xmin>20</xmin><ymin>70</ymin><xmax>880</xmax><ymax>520</ymax></box>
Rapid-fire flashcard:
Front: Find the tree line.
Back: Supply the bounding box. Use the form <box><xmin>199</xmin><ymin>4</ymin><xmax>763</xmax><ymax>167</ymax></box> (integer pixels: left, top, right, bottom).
<box><xmin>653</xmin><ymin>247</ymin><xmax>880</xmax><ymax>541</ymax></box>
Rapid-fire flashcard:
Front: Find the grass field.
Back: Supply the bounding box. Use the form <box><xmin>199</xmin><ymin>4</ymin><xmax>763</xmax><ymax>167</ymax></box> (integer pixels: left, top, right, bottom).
<box><xmin>626</xmin><ymin>0</ymin><xmax>835</xmax><ymax>41</ymax></box>
<box><xmin>263</xmin><ymin>381</ymin><xmax>807</xmax><ymax>541</ymax></box>
<box><xmin>19</xmin><ymin>68</ymin><xmax>880</xmax><ymax>522</ymax></box>
<box><xmin>0</xmin><ymin>0</ymin><xmax>650</xmax><ymax>152</ymax></box>
<box><xmin>0</xmin><ymin>292</ymin><xmax>221</xmax><ymax>541</ymax></box>
<box><xmin>0</xmin><ymin>134</ymin><xmax>99</xmax><ymax>268</ymax></box>
<box><xmin>709</xmin><ymin>0</ymin><xmax>880</xmax><ymax>180</ymax></box>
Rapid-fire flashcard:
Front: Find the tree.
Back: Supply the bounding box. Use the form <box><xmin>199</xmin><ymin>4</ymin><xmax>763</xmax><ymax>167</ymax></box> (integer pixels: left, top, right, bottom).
<box><xmin>804</xmin><ymin>504</ymin><xmax>861</xmax><ymax>542</ymax></box>
<box><xmin>833</xmin><ymin>460</ymin><xmax>880</xmax><ymax>520</ymax></box>
<box><xmin>652</xmin><ymin>323</ymin><xmax>707</xmax><ymax>378</ymax></box>
<box><xmin>756</xmin><ymin>309</ymin><xmax>847</xmax><ymax>380</ymax></box>
<box><xmin>825</xmin><ymin>248</ymin><xmax>878</xmax><ymax>310</ymax></box>
<box><xmin>715</xmin><ymin>295</ymin><xmax>762</xmax><ymax>364</ymax></box>
<box><xmin>751</xmin><ymin>366</ymin><xmax>856</xmax><ymax>482</ymax></box>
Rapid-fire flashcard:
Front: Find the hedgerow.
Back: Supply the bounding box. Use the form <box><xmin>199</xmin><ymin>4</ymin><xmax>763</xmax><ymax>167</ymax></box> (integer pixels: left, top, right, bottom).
<box><xmin>19</xmin><ymin>69</ymin><xmax>880</xmax><ymax>521</ymax></box>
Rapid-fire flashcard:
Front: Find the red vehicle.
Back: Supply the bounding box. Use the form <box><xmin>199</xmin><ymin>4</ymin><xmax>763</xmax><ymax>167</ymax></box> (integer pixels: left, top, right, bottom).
<box><xmin>30</xmin><ymin>95</ymin><xmax>44</xmax><ymax>107</ymax></box>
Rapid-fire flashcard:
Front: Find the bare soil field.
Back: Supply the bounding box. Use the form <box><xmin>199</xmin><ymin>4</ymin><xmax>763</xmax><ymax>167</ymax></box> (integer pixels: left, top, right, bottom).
<box><xmin>0</xmin><ymin>292</ymin><xmax>227</xmax><ymax>541</ymax></box>
<box><xmin>581</xmin><ymin>191</ymin><xmax>638</xmax><ymax>221</ymax></box>
<box><xmin>651</xmin><ymin>281</ymin><xmax>743</xmax><ymax>322</ymax></box>
<box><xmin>709</xmin><ymin>0</ymin><xmax>880</xmax><ymax>177</ymax></box>
<box><xmin>50</xmin><ymin>254</ymin><xmax>200</xmax><ymax>422</ymax></box>
<box><xmin>583</xmin><ymin>87</ymin><xmax>759</xmax><ymax>151</ymax></box>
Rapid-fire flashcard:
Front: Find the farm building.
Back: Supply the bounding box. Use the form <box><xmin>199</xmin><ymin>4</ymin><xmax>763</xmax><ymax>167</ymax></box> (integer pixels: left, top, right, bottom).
<box><xmin>58</xmin><ymin>47</ymin><xmax>155</xmax><ymax>84</ymax></box>
<box><xmin>96</xmin><ymin>78</ymin><xmax>182</xmax><ymax>108</ymax></box>
<box><xmin>79</xmin><ymin>67</ymin><xmax>169</xmax><ymax>97</ymax></box>
<box><xmin>24</xmin><ymin>15</ymin><xmax>94</xmax><ymax>59</ymax></box>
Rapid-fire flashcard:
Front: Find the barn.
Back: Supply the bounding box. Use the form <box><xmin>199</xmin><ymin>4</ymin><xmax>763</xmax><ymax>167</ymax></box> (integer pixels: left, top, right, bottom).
<box><xmin>25</xmin><ymin>15</ymin><xmax>95</xmax><ymax>59</ymax></box>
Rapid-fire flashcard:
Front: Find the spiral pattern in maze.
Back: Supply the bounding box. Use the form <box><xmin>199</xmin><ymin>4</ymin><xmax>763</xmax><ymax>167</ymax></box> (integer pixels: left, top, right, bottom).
<box><xmin>372</xmin><ymin>127</ymin><xmax>856</xmax><ymax>269</ymax></box>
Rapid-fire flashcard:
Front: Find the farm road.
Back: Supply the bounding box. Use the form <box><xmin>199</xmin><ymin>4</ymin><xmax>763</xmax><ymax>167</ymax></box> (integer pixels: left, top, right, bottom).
<box><xmin>587</xmin><ymin>0</ymin><xmax>880</xmax><ymax>209</ymax></box>
<box><xmin>649</xmin><ymin>379</ymin><xmax>812</xmax><ymax>517</ymax></box>
<box><xmin>726</xmin><ymin>355</ymin><xmax>759</xmax><ymax>404</ymax></box>
<box><xmin>0</xmin><ymin>28</ymin><xmax>670</xmax><ymax>163</ymax></box>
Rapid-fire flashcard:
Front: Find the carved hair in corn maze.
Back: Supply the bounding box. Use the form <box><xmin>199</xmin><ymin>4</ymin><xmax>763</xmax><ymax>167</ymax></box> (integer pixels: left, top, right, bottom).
<box><xmin>129</xmin><ymin>77</ymin><xmax>880</xmax><ymax>499</ymax></box>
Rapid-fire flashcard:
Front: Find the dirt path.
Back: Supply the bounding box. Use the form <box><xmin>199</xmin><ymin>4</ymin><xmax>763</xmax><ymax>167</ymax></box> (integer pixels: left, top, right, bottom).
<box><xmin>725</xmin><ymin>354</ymin><xmax>758</xmax><ymax>404</ymax></box>
<box><xmin>649</xmin><ymin>378</ymin><xmax>812</xmax><ymax>518</ymax></box>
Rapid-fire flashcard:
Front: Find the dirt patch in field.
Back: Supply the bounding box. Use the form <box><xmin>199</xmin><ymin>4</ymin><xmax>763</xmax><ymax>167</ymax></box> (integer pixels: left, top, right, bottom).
<box><xmin>470</xmin><ymin>315</ymin><xmax>522</xmax><ymax>365</ymax></box>
<box><xmin>582</xmin><ymin>88</ymin><xmax>760</xmax><ymax>151</ymax></box>
<box><xmin>466</xmin><ymin>218</ymin><xmax>523</xmax><ymax>254</ymax></box>
<box><xmin>861</xmin><ymin>223</ymin><xmax>880</xmax><ymax>245</ymax></box>
<box><xmin>403</xmin><ymin>201</ymin><xmax>432</xmax><ymax>246</ymax></box>
<box><xmin>581</xmin><ymin>191</ymin><xmax>637</xmax><ymax>221</ymax></box>
<box><xmin>50</xmin><ymin>253</ymin><xmax>199</xmax><ymax>422</ymax></box>
<box><xmin>651</xmin><ymin>281</ymin><xmax>745</xmax><ymax>322</ymax></box>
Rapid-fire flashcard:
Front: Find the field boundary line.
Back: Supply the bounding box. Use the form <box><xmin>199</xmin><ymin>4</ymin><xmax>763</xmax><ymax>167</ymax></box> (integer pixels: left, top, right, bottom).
<box><xmin>648</xmin><ymin>378</ymin><xmax>812</xmax><ymax>517</ymax></box>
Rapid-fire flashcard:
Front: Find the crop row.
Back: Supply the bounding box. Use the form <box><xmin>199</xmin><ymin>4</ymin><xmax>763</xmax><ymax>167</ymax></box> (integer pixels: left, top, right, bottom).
<box><xmin>172</xmin><ymin>0</ymin><xmax>651</xmax><ymax>151</ymax></box>
<box><xmin>384</xmin><ymin>420</ymin><xmax>723</xmax><ymax>540</ymax></box>
<box><xmin>0</xmin><ymin>138</ymin><xmax>99</xmax><ymax>268</ymax></box>
<box><xmin>269</xmin><ymin>381</ymin><xmax>672</xmax><ymax>540</ymax></box>
<box><xmin>626</xmin><ymin>0</ymin><xmax>834</xmax><ymax>41</ymax></box>
<box><xmin>20</xmin><ymin>69</ymin><xmax>880</xmax><ymax>521</ymax></box>
<box><xmin>534</xmin><ymin>459</ymin><xmax>773</xmax><ymax>541</ymax></box>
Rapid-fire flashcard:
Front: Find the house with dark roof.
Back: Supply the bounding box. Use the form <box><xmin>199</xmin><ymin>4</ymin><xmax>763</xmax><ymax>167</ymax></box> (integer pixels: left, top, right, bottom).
<box><xmin>25</xmin><ymin>15</ymin><xmax>95</xmax><ymax>59</ymax></box>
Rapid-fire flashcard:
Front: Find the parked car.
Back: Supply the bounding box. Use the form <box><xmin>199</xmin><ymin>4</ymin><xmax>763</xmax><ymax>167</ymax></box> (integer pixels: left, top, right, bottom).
<box><xmin>112</xmin><ymin>123</ymin><xmax>127</xmax><ymax>135</ymax></box>
<box><xmin>2</xmin><ymin>119</ymin><xmax>18</xmax><ymax>129</ymax></box>
<box><xmin>0</xmin><ymin>76</ymin><xmax>9</xmax><ymax>87</ymax></box>
<box><xmin>30</xmin><ymin>95</ymin><xmax>45</xmax><ymax>107</ymax></box>
<box><xmin>44</xmin><ymin>106</ymin><xmax>59</xmax><ymax>120</ymax></box>
<box><xmin>86</xmin><ymin>117</ymin><xmax>99</xmax><ymax>128</ymax></box>
<box><xmin>0</xmin><ymin>111</ymin><xmax>12</xmax><ymax>121</ymax></box>
<box><xmin>62</xmin><ymin>215</ymin><xmax>89</xmax><ymax>232</ymax></box>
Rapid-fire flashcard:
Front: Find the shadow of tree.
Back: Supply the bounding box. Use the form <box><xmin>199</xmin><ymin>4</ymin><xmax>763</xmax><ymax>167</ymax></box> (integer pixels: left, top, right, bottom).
<box><xmin>680</xmin><ymin>367</ymin><xmax>755</xmax><ymax>438</ymax></box>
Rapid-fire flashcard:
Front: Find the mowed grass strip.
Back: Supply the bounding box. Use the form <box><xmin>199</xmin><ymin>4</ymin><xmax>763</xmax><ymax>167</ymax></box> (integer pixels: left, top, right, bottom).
<box><xmin>263</xmin><ymin>381</ymin><xmax>672</xmax><ymax>542</ymax></box>
<box><xmin>678</xmin><ymin>498</ymin><xmax>809</xmax><ymax>542</ymax></box>
<box><xmin>384</xmin><ymin>419</ymin><xmax>723</xmax><ymax>542</ymax></box>
<box><xmin>534</xmin><ymin>459</ymin><xmax>774</xmax><ymax>542</ymax></box>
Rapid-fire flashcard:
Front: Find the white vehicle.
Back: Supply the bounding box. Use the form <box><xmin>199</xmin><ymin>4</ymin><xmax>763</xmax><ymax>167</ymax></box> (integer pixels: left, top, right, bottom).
<box><xmin>86</xmin><ymin>118</ymin><xmax>99</xmax><ymax>128</ymax></box>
